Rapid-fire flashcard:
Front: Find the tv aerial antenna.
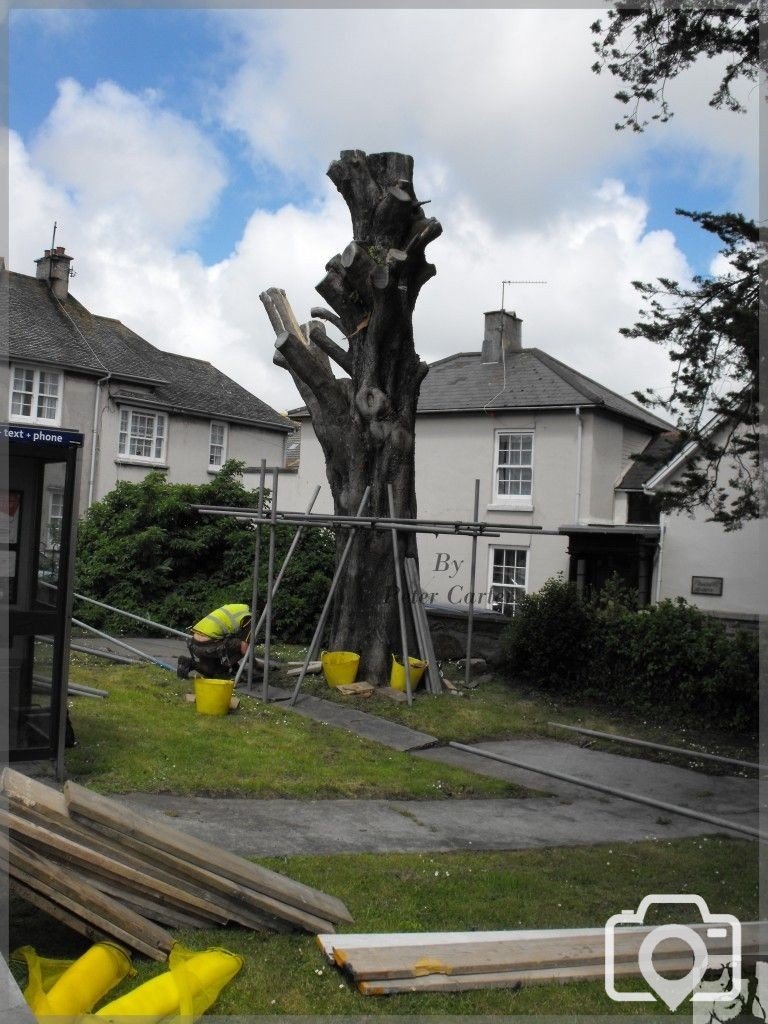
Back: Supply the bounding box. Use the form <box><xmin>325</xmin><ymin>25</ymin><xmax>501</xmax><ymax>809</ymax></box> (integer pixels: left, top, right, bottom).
<box><xmin>501</xmin><ymin>279</ymin><xmax>547</xmax><ymax>311</ymax></box>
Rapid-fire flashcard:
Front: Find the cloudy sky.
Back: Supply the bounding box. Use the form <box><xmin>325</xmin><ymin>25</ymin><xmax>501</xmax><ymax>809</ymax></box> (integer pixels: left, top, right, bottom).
<box><xmin>9</xmin><ymin>7</ymin><xmax>758</xmax><ymax>415</ymax></box>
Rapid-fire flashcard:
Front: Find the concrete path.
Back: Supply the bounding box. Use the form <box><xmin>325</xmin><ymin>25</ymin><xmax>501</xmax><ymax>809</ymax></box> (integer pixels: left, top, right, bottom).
<box><xmin>73</xmin><ymin>635</ymin><xmax>760</xmax><ymax>854</ymax></box>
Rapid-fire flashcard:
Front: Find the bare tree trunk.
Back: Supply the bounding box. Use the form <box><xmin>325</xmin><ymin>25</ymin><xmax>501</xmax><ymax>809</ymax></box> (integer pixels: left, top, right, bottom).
<box><xmin>260</xmin><ymin>150</ymin><xmax>441</xmax><ymax>683</ymax></box>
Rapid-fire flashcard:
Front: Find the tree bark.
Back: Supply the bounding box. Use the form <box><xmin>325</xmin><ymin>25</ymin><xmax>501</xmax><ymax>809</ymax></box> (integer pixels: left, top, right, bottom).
<box><xmin>260</xmin><ymin>150</ymin><xmax>440</xmax><ymax>683</ymax></box>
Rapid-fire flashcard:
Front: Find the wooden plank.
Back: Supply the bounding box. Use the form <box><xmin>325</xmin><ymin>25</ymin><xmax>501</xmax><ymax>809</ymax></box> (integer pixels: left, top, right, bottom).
<box><xmin>357</xmin><ymin>955</ymin><xmax>698</xmax><ymax>995</ymax></box>
<box><xmin>337</xmin><ymin>925</ymin><xmax>761</xmax><ymax>980</ymax></box>
<box><xmin>67</xmin><ymin>868</ymin><xmax>215</xmax><ymax>930</ymax></box>
<box><xmin>10</xmin><ymin>878</ymin><xmax>117</xmax><ymax>948</ymax></box>
<box><xmin>3</xmin><ymin>834</ymin><xmax>173</xmax><ymax>959</ymax></box>
<box><xmin>405</xmin><ymin>559</ymin><xmax>442</xmax><ymax>694</ymax></box>
<box><xmin>64</xmin><ymin>779</ymin><xmax>352</xmax><ymax>924</ymax></box>
<box><xmin>58</xmin><ymin>813</ymin><xmax>332</xmax><ymax>934</ymax></box>
<box><xmin>2</xmin><ymin>809</ymin><xmax>230</xmax><ymax>925</ymax></box>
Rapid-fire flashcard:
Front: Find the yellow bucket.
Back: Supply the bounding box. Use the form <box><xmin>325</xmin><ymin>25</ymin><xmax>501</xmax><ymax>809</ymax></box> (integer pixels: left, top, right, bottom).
<box><xmin>390</xmin><ymin>655</ymin><xmax>427</xmax><ymax>692</ymax></box>
<box><xmin>321</xmin><ymin>651</ymin><xmax>360</xmax><ymax>687</ymax></box>
<box><xmin>194</xmin><ymin>678</ymin><xmax>234</xmax><ymax>716</ymax></box>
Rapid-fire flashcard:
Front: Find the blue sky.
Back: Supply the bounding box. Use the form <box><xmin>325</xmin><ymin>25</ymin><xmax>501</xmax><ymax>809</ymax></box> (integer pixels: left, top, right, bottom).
<box><xmin>9</xmin><ymin>8</ymin><xmax>758</xmax><ymax>411</ymax></box>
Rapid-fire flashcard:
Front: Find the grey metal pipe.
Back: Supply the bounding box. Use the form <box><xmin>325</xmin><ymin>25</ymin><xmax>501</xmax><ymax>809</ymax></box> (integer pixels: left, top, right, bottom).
<box><xmin>71</xmin><ymin>619</ymin><xmax>174</xmax><ymax>671</ymax></box>
<box><xmin>234</xmin><ymin>485</ymin><xmax>321</xmax><ymax>687</ymax></box>
<box><xmin>193</xmin><ymin>504</ymin><xmax>548</xmax><ymax>534</ymax></box>
<box><xmin>39</xmin><ymin>580</ymin><xmax>189</xmax><ymax>639</ymax></box>
<box><xmin>289</xmin><ymin>488</ymin><xmax>371</xmax><ymax>706</ymax></box>
<box><xmin>465</xmin><ymin>479</ymin><xmax>480</xmax><ymax>689</ymax></box>
<box><xmin>246</xmin><ymin>460</ymin><xmax>267</xmax><ymax>693</ymax></box>
<box><xmin>196</xmin><ymin>509</ymin><xmax>503</xmax><ymax>538</ymax></box>
<box><xmin>70</xmin><ymin>643</ymin><xmax>138</xmax><ymax>665</ymax></box>
<box><xmin>448</xmin><ymin>741</ymin><xmax>765</xmax><ymax>842</ymax></box>
<box><xmin>388</xmin><ymin>485</ymin><xmax>412</xmax><ymax>706</ymax></box>
<box><xmin>262</xmin><ymin>467</ymin><xmax>279</xmax><ymax>702</ymax></box>
<box><xmin>549</xmin><ymin>722</ymin><xmax>764</xmax><ymax>772</ymax></box>
<box><xmin>33</xmin><ymin>677</ymin><xmax>108</xmax><ymax>699</ymax></box>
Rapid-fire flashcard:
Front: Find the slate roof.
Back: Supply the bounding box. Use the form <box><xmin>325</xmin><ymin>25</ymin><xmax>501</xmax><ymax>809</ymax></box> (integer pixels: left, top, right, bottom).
<box><xmin>417</xmin><ymin>349</ymin><xmax>672</xmax><ymax>430</ymax></box>
<box><xmin>617</xmin><ymin>430</ymin><xmax>682</xmax><ymax>490</ymax></box>
<box><xmin>289</xmin><ymin>348</ymin><xmax>672</xmax><ymax>432</ymax></box>
<box><xmin>8</xmin><ymin>271</ymin><xmax>293</xmax><ymax>431</ymax></box>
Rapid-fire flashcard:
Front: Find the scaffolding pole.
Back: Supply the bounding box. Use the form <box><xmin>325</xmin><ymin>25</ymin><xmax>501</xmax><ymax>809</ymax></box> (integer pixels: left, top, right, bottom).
<box><xmin>464</xmin><ymin>478</ymin><xmax>480</xmax><ymax>688</ymax></box>
<box><xmin>245</xmin><ymin>460</ymin><xmax>267</xmax><ymax>693</ymax></box>
<box><xmin>388</xmin><ymin>485</ymin><xmax>413</xmax><ymax>706</ymax></box>
<box><xmin>262</xmin><ymin>467</ymin><xmax>279</xmax><ymax>702</ymax></box>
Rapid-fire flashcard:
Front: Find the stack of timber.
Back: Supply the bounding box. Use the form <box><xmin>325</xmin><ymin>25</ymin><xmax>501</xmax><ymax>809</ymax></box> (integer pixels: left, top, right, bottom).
<box><xmin>403</xmin><ymin>558</ymin><xmax>442</xmax><ymax>695</ymax></box>
<box><xmin>319</xmin><ymin>924</ymin><xmax>764</xmax><ymax>995</ymax></box>
<box><xmin>3</xmin><ymin>768</ymin><xmax>352</xmax><ymax>960</ymax></box>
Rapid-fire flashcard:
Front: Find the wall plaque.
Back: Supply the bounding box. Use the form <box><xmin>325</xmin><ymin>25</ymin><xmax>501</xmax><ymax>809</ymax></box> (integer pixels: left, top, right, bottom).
<box><xmin>691</xmin><ymin>576</ymin><xmax>723</xmax><ymax>597</ymax></box>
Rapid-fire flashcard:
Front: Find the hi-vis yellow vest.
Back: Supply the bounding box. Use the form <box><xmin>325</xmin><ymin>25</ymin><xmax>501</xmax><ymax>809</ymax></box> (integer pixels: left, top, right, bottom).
<box><xmin>192</xmin><ymin>604</ymin><xmax>250</xmax><ymax>639</ymax></box>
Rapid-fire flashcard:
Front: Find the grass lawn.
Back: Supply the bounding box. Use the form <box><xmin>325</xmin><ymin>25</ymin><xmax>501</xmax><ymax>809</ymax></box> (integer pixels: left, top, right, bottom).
<box><xmin>10</xmin><ymin>836</ymin><xmax>758</xmax><ymax>1016</ymax></box>
<box><xmin>64</xmin><ymin>658</ymin><xmax>522</xmax><ymax>799</ymax></box>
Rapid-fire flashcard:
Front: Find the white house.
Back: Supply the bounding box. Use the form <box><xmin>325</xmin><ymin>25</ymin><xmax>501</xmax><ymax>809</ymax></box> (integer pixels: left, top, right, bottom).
<box><xmin>6</xmin><ymin>247</ymin><xmax>294</xmax><ymax>528</ymax></box>
<box><xmin>280</xmin><ymin>309</ymin><xmax>674</xmax><ymax>614</ymax></box>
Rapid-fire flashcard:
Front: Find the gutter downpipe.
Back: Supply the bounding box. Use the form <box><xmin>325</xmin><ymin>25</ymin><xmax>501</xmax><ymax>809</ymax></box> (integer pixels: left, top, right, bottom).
<box><xmin>87</xmin><ymin>373</ymin><xmax>111</xmax><ymax>508</ymax></box>
<box><xmin>574</xmin><ymin>406</ymin><xmax>583</xmax><ymax>523</ymax></box>
<box><xmin>654</xmin><ymin>508</ymin><xmax>666</xmax><ymax>603</ymax></box>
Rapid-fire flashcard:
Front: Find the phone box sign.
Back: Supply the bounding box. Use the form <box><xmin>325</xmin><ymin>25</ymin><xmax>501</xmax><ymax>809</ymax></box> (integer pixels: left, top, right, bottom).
<box><xmin>3</xmin><ymin>424</ymin><xmax>83</xmax><ymax>447</ymax></box>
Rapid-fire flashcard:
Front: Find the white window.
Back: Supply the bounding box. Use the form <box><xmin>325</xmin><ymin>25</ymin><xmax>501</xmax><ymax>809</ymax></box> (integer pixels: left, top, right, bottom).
<box><xmin>118</xmin><ymin>408</ymin><xmax>167</xmax><ymax>462</ymax></box>
<box><xmin>494</xmin><ymin>431</ymin><xmax>533</xmax><ymax>501</ymax></box>
<box><xmin>209</xmin><ymin>421</ymin><xmax>227</xmax><ymax>468</ymax></box>
<box><xmin>488</xmin><ymin>547</ymin><xmax>528</xmax><ymax>616</ymax></box>
<box><xmin>10</xmin><ymin>366</ymin><xmax>61</xmax><ymax>424</ymax></box>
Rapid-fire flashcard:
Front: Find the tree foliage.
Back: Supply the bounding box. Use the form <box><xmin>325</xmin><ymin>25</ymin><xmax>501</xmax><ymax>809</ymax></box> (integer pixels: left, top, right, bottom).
<box><xmin>592</xmin><ymin>3</ymin><xmax>763</xmax><ymax>527</ymax></box>
<box><xmin>591</xmin><ymin>2</ymin><xmax>762</xmax><ymax>131</ymax></box>
<box><xmin>75</xmin><ymin>462</ymin><xmax>335</xmax><ymax>642</ymax></box>
<box><xmin>623</xmin><ymin>209</ymin><xmax>763</xmax><ymax>527</ymax></box>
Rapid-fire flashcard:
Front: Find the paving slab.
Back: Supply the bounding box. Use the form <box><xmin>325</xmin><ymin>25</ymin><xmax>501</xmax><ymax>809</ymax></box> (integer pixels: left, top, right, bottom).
<box><xmin>119</xmin><ymin>790</ymin><xmax>742</xmax><ymax>857</ymax></box>
<box><xmin>415</xmin><ymin>740</ymin><xmax>759</xmax><ymax>820</ymax></box>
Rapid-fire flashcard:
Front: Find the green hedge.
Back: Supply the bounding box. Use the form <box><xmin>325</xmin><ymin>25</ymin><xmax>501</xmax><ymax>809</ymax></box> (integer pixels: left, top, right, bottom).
<box><xmin>505</xmin><ymin>576</ymin><xmax>757</xmax><ymax>733</ymax></box>
<box><xmin>74</xmin><ymin>462</ymin><xmax>335</xmax><ymax>643</ymax></box>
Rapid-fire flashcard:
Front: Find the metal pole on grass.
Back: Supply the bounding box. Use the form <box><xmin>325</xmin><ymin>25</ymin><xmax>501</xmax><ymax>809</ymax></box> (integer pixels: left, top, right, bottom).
<box><xmin>464</xmin><ymin>479</ymin><xmax>480</xmax><ymax>688</ymax></box>
<box><xmin>246</xmin><ymin>460</ymin><xmax>267</xmax><ymax>693</ymax></box>
<box><xmin>233</xmin><ymin>485</ymin><xmax>321</xmax><ymax>688</ymax></box>
<box><xmin>262</xmin><ymin>467</ymin><xmax>279</xmax><ymax>701</ymax></box>
<box><xmin>289</xmin><ymin>487</ymin><xmax>371</xmax><ymax>706</ymax></box>
<box><xmin>548</xmin><ymin>722</ymin><xmax>764</xmax><ymax>773</ymax></box>
<box><xmin>448</xmin><ymin>741</ymin><xmax>766</xmax><ymax>842</ymax></box>
<box><xmin>39</xmin><ymin>581</ymin><xmax>190</xmax><ymax>639</ymax></box>
<box><xmin>71</xmin><ymin>619</ymin><xmax>174</xmax><ymax>671</ymax></box>
<box><xmin>388</xmin><ymin>485</ymin><xmax>412</xmax><ymax>706</ymax></box>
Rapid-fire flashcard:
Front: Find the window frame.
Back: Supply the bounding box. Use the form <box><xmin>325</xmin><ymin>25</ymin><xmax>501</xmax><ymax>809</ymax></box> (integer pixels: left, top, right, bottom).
<box><xmin>492</xmin><ymin>429</ymin><xmax>534</xmax><ymax>506</ymax></box>
<box><xmin>117</xmin><ymin>406</ymin><xmax>168</xmax><ymax>464</ymax></box>
<box><xmin>487</xmin><ymin>546</ymin><xmax>528</xmax><ymax>616</ymax></box>
<box><xmin>208</xmin><ymin>420</ymin><xmax>228</xmax><ymax>469</ymax></box>
<box><xmin>9</xmin><ymin>365</ymin><xmax>62</xmax><ymax>426</ymax></box>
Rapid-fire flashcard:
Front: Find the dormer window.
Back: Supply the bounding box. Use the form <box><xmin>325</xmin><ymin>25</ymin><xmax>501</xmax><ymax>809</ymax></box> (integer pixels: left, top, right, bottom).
<box><xmin>10</xmin><ymin>366</ymin><xmax>61</xmax><ymax>425</ymax></box>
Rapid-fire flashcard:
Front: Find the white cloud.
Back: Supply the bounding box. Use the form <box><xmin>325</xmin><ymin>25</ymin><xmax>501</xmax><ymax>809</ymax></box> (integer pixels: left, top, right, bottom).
<box><xmin>29</xmin><ymin>79</ymin><xmax>227</xmax><ymax>246</ymax></box>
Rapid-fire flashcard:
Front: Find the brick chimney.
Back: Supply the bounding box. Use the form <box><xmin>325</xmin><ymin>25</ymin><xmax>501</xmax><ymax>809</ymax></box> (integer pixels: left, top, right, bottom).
<box><xmin>481</xmin><ymin>310</ymin><xmax>522</xmax><ymax>363</ymax></box>
<box><xmin>35</xmin><ymin>246</ymin><xmax>73</xmax><ymax>302</ymax></box>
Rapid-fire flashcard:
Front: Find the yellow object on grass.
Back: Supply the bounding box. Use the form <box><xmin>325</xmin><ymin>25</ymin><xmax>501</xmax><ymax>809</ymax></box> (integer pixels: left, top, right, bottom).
<box><xmin>390</xmin><ymin>654</ymin><xmax>427</xmax><ymax>691</ymax></box>
<box><xmin>14</xmin><ymin>941</ymin><xmax>133</xmax><ymax>1017</ymax></box>
<box><xmin>321</xmin><ymin>650</ymin><xmax>360</xmax><ymax>686</ymax></box>
<box><xmin>95</xmin><ymin>943</ymin><xmax>243</xmax><ymax>1022</ymax></box>
<box><xmin>194</xmin><ymin>677</ymin><xmax>234</xmax><ymax>716</ymax></box>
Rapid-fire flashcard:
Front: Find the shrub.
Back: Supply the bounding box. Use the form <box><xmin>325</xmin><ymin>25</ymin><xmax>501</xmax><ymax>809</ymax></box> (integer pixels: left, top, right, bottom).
<box><xmin>75</xmin><ymin>462</ymin><xmax>335</xmax><ymax>643</ymax></box>
<box><xmin>503</xmin><ymin>575</ymin><xmax>757</xmax><ymax>734</ymax></box>
<box><xmin>504</xmin><ymin>575</ymin><xmax>596</xmax><ymax>692</ymax></box>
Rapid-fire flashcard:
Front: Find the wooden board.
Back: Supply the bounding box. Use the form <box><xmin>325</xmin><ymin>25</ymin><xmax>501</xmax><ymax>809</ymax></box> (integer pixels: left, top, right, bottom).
<box><xmin>356</xmin><ymin>955</ymin><xmax>698</xmax><ymax>995</ymax></box>
<box><xmin>64</xmin><ymin>779</ymin><xmax>352</xmax><ymax>924</ymax></box>
<box><xmin>10</xmin><ymin>878</ymin><xmax>116</xmax><ymax>949</ymax></box>
<box><xmin>67</xmin><ymin>867</ymin><xmax>215</xmax><ymax>930</ymax></box>
<box><xmin>5</xmin><ymin>841</ymin><xmax>171</xmax><ymax>961</ymax></box>
<box><xmin>335</xmin><ymin>924</ymin><xmax>761</xmax><ymax>980</ymax></box>
<box><xmin>3</xmin><ymin>809</ymin><xmax>230</xmax><ymax>925</ymax></box>
<box><xmin>59</xmin><ymin>810</ymin><xmax>332</xmax><ymax>934</ymax></box>
<box><xmin>404</xmin><ymin>559</ymin><xmax>442</xmax><ymax>694</ymax></box>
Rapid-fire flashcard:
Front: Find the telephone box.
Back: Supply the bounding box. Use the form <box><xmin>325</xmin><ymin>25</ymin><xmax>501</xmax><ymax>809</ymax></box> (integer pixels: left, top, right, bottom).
<box><xmin>3</xmin><ymin>424</ymin><xmax>83</xmax><ymax>779</ymax></box>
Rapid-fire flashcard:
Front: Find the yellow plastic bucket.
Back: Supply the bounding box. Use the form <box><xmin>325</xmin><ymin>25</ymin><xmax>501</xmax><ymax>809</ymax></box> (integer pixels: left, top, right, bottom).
<box><xmin>321</xmin><ymin>651</ymin><xmax>360</xmax><ymax>687</ymax></box>
<box><xmin>194</xmin><ymin>678</ymin><xmax>234</xmax><ymax>716</ymax></box>
<box><xmin>390</xmin><ymin>655</ymin><xmax>427</xmax><ymax>692</ymax></box>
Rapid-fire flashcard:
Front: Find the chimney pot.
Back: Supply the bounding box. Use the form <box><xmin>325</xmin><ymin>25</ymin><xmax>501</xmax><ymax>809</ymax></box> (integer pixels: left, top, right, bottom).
<box><xmin>55</xmin><ymin>246</ymin><xmax>66</xmax><ymax>255</ymax></box>
<box><xmin>481</xmin><ymin>310</ymin><xmax>523</xmax><ymax>362</ymax></box>
<box><xmin>35</xmin><ymin>245</ymin><xmax>73</xmax><ymax>301</ymax></box>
